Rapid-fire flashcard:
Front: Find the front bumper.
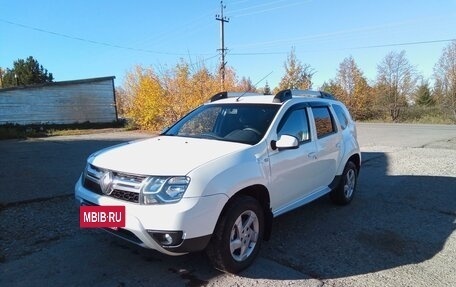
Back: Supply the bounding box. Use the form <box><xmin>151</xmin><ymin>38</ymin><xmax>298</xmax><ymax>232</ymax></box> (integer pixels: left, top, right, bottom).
<box><xmin>75</xmin><ymin>176</ymin><xmax>227</xmax><ymax>255</ymax></box>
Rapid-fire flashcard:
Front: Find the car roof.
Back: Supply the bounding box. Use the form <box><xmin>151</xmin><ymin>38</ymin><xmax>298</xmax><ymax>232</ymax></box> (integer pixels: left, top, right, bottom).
<box><xmin>209</xmin><ymin>95</ymin><xmax>281</xmax><ymax>104</ymax></box>
<box><xmin>207</xmin><ymin>89</ymin><xmax>339</xmax><ymax>105</ymax></box>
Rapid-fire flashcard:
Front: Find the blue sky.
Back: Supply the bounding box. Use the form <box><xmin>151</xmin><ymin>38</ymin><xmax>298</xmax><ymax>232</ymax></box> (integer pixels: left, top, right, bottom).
<box><xmin>1</xmin><ymin>0</ymin><xmax>455</xmax><ymax>90</ymax></box>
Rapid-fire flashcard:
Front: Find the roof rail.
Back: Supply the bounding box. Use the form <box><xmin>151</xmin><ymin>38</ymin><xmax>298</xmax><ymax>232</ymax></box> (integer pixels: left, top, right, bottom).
<box><xmin>209</xmin><ymin>91</ymin><xmax>263</xmax><ymax>102</ymax></box>
<box><xmin>273</xmin><ymin>89</ymin><xmax>336</xmax><ymax>103</ymax></box>
<box><xmin>273</xmin><ymin>89</ymin><xmax>293</xmax><ymax>103</ymax></box>
<box><xmin>210</xmin><ymin>91</ymin><xmax>228</xmax><ymax>102</ymax></box>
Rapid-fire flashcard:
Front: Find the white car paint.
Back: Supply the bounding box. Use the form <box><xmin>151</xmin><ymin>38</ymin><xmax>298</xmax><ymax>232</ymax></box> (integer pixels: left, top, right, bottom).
<box><xmin>75</xmin><ymin>90</ymin><xmax>361</xmax><ymax>261</ymax></box>
<box><xmin>90</xmin><ymin>136</ymin><xmax>248</xmax><ymax>176</ymax></box>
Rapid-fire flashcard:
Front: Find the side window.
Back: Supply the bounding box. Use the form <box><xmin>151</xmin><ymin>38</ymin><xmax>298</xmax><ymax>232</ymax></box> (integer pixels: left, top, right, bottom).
<box><xmin>277</xmin><ymin>108</ymin><xmax>310</xmax><ymax>143</ymax></box>
<box><xmin>332</xmin><ymin>104</ymin><xmax>348</xmax><ymax>130</ymax></box>
<box><xmin>312</xmin><ymin>107</ymin><xmax>336</xmax><ymax>138</ymax></box>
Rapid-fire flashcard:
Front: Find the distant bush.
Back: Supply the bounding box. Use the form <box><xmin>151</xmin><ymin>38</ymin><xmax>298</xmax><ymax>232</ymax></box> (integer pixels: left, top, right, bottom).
<box><xmin>399</xmin><ymin>106</ymin><xmax>454</xmax><ymax>124</ymax></box>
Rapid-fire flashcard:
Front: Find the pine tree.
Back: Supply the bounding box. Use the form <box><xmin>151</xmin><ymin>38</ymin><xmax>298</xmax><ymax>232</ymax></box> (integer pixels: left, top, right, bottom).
<box><xmin>415</xmin><ymin>81</ymin><xmax>435</xmax><ymax>107</ymax></box>
<box><xmin>1</xmin><ymin>56</ymin><xmax>54</xmax><ymax>87</ymax></box>
<box><xmin>263</xmin><ymin>81</ymin><xmax>271</xmax><ymax>95</ymax></box>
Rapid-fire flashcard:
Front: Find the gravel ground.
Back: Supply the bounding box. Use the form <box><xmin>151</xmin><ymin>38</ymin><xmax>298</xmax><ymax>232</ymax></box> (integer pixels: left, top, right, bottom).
<box><xmin>1</xmin><ymin>124</ymin><xmax>455</xmax><ymax>286</ymax></box>
<box><xmin>0</xmin><ymin>196</ymin><xmax>77</xmax><ymax>263</ymax></box>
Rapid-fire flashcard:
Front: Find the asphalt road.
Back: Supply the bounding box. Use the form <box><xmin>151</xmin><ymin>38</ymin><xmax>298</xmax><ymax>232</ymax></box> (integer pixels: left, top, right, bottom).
<box><xmin>1</xmin><ymin>123</ymin><xmax>455</xmax><ymax>287</ymax></box>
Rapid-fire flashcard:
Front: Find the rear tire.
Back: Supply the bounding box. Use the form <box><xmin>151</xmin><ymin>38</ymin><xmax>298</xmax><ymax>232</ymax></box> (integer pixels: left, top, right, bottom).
<box><xmin>206</xmin><ymin>195</ymin><xmax>264</xmax><ymax>273</ymax></box>
<box><xmin>330</xmin><ymin>161</ymin><xmax>357</xmax><ymax>205</ymax></box>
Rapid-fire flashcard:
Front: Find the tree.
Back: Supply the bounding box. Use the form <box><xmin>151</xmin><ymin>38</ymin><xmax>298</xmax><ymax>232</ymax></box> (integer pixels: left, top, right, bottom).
<box><xmin>277</xmin><ymin>47</ymin><xmax>315</xmax><ymax>91</ymax></box>
<box><xmin>238</xmin><ymin>76</ymin><xmax>256</xmax><ymax>92</ymax></box>
<box><xmin>262</xmin><ymin>81</ymin><xmax>272</xmax><ymax>95</ymax></box>
<box><xmin>0</xmin><ymin>67</ymin><xmax>4</xmax><ymax>88</ymax></box>
<box><xmin>375</xmin><ymin>50</ymin><xmax>417</xmax><ymax>121</ymax></box>
<box><xmin>124</xmin><ymin>60</ymin><xmax>242</xmax><ymax>131</ymax></box>
<box><xmin>124</xmin><ymin>66</ymin><xmax>167</xmax><ymax>130</ymax></box>
<box><xmin>433</xmin><ymin>41</ymin><xmax>456</xmax><ymax>121</ymax></box>
<box><xmin>1</xmin><ymin>56</ymin><xmax>54</xmax><ymax>88</ymax></box>
<box><xmin>115</xmin><ymin>86</ymin><xmax>133</xmax><ymax>117</ymax></box>
<box><xmin>329</xmin><ymin>56</ymin><xmax>373</xmax><ymax>120</ymax></box>
<box><xmin>321</xmin><ymin>80</ymin><xmax>344</xmax><ymax>98</ymax></box>
<box><xmin>415</xmin><ymin>80</ymin><xmax>435</xmax><ymax>107</ymax></box>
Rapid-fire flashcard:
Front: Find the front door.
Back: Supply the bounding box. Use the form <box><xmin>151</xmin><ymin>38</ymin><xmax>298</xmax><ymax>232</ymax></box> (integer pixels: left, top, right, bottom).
<box><xmin>268</xmin><ymin>106</ymin><xmax>321</xmax><ymax>213</ymax></box>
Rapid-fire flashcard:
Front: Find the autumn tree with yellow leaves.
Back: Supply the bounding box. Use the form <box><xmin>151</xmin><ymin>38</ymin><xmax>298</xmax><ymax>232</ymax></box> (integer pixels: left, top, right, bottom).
<box><xmin>122</xmin><ymin>60</ymin><xmax>248</xmax><ymax>131</ymax></box>
<box><xmin>277</xmin><ymin>47</ymin><xmax>315</xmax><ymax>92</ymax></box>
<box><xmin>123</xmin><ymin>66</ymin><xmax>168</xmax><ymax>130</ymax></box>
<box><xmin>322</xmin><ymin>56</ymin><xmax>373</xmax><ymax>120</ymax></box>
<box><xmin>120</xmin><ymin>43</ymin><xmax>456</xmax><ymax>128</ymax></box>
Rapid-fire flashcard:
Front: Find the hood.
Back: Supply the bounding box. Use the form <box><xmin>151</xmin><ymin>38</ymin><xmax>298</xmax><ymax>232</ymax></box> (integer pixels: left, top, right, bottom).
<box><xmin>89</xmin><ymin>136</ymin><xmax>248</xmax><ymax>175</ymax></box>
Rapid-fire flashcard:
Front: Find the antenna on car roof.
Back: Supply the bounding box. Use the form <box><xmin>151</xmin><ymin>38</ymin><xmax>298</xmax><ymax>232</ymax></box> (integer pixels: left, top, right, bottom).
<box><xmin>236</xmin><ymin>71</ymin><xmax>273</xmax><ymax>102</ymax></box>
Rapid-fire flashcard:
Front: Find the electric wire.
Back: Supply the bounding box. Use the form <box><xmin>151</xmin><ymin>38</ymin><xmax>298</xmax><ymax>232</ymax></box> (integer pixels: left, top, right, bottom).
<box><xmin>0</xmin><ymin>18</ymin><xmax>214</xmax><ymax>57</ymax></box>
<box><xmin>228</xmin><ymin>38</ymin><xmax>456</xmax><ymax>56</ymax></box>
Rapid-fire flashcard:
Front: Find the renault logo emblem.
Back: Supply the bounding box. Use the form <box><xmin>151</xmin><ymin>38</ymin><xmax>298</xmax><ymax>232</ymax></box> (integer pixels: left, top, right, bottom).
<box><xmin>100</xmin><ymin>171</ymin><xmax>114</xmax><ymax>195</ymax></box>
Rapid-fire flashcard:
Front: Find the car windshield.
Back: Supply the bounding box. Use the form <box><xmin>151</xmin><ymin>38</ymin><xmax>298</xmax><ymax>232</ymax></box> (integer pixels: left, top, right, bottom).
<box><xmin>163</xmin><ymin>103</ymin><xmax>280</xmax><ymax>145</ymax></box>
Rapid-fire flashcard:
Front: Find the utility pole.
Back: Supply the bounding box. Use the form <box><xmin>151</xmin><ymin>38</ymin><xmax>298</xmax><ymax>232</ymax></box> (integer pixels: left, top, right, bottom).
<box><xmin>215</xmin><ymin>1</ymin><xmax>229</xmax><ymax>90</ymax></box>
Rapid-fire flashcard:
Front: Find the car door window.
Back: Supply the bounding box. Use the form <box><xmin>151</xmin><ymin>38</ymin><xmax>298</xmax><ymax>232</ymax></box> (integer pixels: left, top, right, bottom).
<box><xmin>312</xmin><ymin>106</ymin><xmax>336</xmax><ymax>138</ymax></box>
<box><xmin>277</xmin><ymin>108</ymin><xmax>310</xmax><ymax>142</ymax></box>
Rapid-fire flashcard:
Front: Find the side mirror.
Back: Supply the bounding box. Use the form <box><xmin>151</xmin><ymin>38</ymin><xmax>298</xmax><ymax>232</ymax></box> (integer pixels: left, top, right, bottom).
<box><xmin>274</xmin><ymin>135</ymin><xmax>299</xmax><ymax>150</ymax></box>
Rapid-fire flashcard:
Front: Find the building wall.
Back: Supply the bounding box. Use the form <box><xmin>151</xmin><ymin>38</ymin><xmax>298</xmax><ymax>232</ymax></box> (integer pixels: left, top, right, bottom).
<box><xmin>0</xmin><ymin>77</ymin><xmax>117</xmax><ymax>125</ymax></box>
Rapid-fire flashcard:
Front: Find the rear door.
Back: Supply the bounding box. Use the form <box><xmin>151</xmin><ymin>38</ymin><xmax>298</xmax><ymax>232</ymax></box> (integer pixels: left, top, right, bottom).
<box><xmin>309</xmin><ymin>105</ymin><xmax>342</xmax><ymax>186</ymax></box>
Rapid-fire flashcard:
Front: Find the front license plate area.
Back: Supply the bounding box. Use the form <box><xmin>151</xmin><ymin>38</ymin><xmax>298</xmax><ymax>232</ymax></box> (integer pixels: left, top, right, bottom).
<box><xmin>79</xmin><ymin>205</ymin><xmax>126</xmax><ymax>228</ymax></box>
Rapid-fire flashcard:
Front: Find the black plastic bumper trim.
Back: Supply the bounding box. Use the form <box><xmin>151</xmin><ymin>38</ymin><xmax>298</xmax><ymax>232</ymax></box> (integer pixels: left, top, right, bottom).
<box><xmin>163</xmin><ymin>234</ymin><xmax>212</xmax><ymax>253</ymax></box>
<box><xmin>329</xmin><ymin>175</ymin><xmax>342</xmax><ymax>190</ymax></box>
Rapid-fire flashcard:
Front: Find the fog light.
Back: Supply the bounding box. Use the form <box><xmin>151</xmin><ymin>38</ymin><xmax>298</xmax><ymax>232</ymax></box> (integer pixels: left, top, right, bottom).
<box><xmin>148</xmin><ymin>230</ymin><xmax>184</xmax><ymax>247</ymax></box>
<box><xmin>164</xmin><ymin>234</ymin><xmax>173</xmax><ymax>245</ymax></box>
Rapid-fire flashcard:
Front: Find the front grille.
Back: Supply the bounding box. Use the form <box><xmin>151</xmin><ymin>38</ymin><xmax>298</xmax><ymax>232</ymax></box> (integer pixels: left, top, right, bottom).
<box><xmin>111</xmin><ymin>189</ymin><xmax>140</xmax><ymax>202</ymax></box>
<box><xmin>83</xmin><ymin>164</ymin><xmax>146</xmax><ymax>204</ymax></box>
<box><xmin>83</xmin><ymin>178</ymin><xmax>102</xmax><ymax>195</ymax></box>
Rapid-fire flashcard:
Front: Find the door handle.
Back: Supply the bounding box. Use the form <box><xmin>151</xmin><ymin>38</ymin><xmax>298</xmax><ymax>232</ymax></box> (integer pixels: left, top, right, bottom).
<box><xmin>308</xmin><ymin>152</ymin><xmax>317</xmax><ymax>159</ymax></box>
<box><xmin>336</xmin><ymin>142</ymin><xmax>341</xmax><ymax>148</ymax></box>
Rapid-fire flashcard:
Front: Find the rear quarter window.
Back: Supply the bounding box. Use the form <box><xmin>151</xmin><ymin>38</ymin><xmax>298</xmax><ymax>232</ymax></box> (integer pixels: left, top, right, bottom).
<box><xmin>332</xmin><ymin>104</ymin><xmax>349</xmax><ymax>130</ymax></box>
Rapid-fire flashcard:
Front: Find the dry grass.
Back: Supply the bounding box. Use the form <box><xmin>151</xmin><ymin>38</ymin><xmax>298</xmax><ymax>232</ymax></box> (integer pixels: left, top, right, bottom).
<box><xmin>0</xmin><ymin>122</ymin><xmax>128</xmax><ymax>140</ymax></box>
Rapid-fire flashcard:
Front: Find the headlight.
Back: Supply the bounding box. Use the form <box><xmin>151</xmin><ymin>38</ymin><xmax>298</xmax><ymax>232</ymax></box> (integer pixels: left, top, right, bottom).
<box><xmin>141</xmin><ymin>176</ymin><xmax>190</xmax><ymax>205</ymax></box>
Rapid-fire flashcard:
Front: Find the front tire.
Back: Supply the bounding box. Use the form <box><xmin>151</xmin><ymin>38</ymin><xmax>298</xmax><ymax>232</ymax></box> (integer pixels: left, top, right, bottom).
<box><xmin>330</xmin><ymin>161</ymin><xmax>357</xmax><ymax>205</ymax></box>
<box><xmin>206</xmin><ymin>195</ymin><xmax>264</xmax><ymax>273</ymax></box>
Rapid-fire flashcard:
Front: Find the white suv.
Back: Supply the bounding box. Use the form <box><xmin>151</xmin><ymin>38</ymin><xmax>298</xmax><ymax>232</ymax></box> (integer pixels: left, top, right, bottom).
<box><xmin>75</xmin><ymin>89</ymin><xmax>361</xmax><ymax>273</ymax></box>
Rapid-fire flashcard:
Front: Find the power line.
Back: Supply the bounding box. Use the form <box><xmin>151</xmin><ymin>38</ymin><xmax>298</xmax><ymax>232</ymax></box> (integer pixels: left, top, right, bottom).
<box><xmin>230</xmin><ymin>0</ymin><xmax>310</xmax><ymax>18</ymax></box>
<box><xmin>228</xmin><ymin>38</ymin><xmax>456</xmax><ymax>56</ymax></box>
<box><xmin>0</xmin><ymin>18</ymin><xmax>214</xmax><ymax>57</ymax></box>
<box><xmin>2</xmin><ymin>17</ymin><xmax>453</xmax><ymax>62</ymax></box>
<box><xmin>349</xmin><ymin>39</ymin><xmax>456</xmax><ymax>50</ymax></box>
<box><xmin>129</xmin><ymin>10</ymin><xmax>217</xmax><ymax>53</ymax></box>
